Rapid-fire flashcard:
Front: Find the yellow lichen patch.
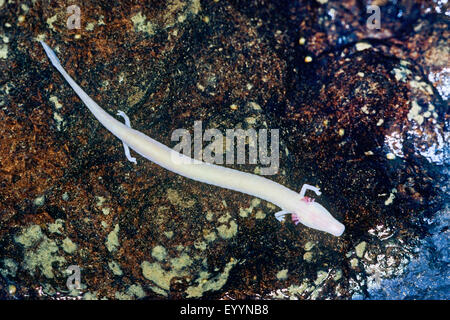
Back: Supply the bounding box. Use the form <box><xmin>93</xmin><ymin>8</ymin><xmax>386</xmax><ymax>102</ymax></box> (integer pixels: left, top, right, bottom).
<box><xmin>15</xmin><ymin>225</ymin><xmax>66</xmax><ymax>279</ymax></box>
<box><xmin>350</xmin><ymin>258</ymin><xmax>359</xmax><ymax>269</ymax></box>
<box><xmin>276</xmin><ymin>269</ymin><xmax>288</xmax><ymax>280</ymax></box>
<box><xmin>62</xmin><ymin>237</ymin><xmax>77</xmax><ymax>254</ymax></box>
<box><xmin>239</xmin><ymin>207</ymin><xmax>252</xmax><ymax>218</ymax></box>
<box><xmin>314</xmin><ymin>270</ymin><xmax>329</xmax><ymax>286</ymax></box>
<box><xmin>48</xmin><ymin>219</ymin><xmax>64</xmax><ymax>234</ymax></box>
<box><xmin>126</xmin><ymin>86</ymin><xmax>146</xmax><ymax>107</ymax></box>
<box><xmin>141</xmin><ymin>259</ymin><xmax>190</xmax><ymax>296</ymax></box>
<box><xmin>0</xmin><ymin>43</ymin><xmax>8</xmax><ymax>59</ymax></box>
<box><xmin>108</xmin><ymin>260</ymin><xmax>123</xmax><ymax>276</ymax></box>
<box><xmin>164</xmin><ymin>231</ymin><xmax>174</xmax><ymax>238</ymax></box>
<box><xmin>304</xmin><ymin>241</ymin><xmax>315</xmax><ymax>251</ymax></box>
<box><xmin>355</xmin><ymin>241</ymin><xmax>367</xmax><ymax>258</ymax></box>
<box><xmin>0</xmin><ymin>258</ymin><xmax>18</xmax><ymax>278</ymax></box>
<box><xmin>170</xmin><ymin>253</ymin><xmax>193</xmax><ymax>270</ymax></box>
<box><xmin>85</xmin><ymin>22</ymin><xmax>95</xmax><ymax>31</ymax></box>
<box><xmin>49</xmin><ymin>96</ymin><xmax>63</xmax><ymax>109</ymax></box>
<box><xmin>15</xmin><ymin>225</ymin><xmax>43</xmax><ymax>247</ymax></box>
<box><xmin>217</xmin><ymin>212</ymin><xmax>232</xmax><ymax>223</ymax></box>
<box><xmin>141</xmin><ymin>261</ymin><xmax>174</xmax><ymax>293</ymax></box>
<box><xmin>141</xmin><ymin>248</ymin><xmax>195</xmax><ymax>297</ymax></box>
<box><xmin>216</xmin><ymin>220</ymin><xmax>238</xmax><ymax>239</ymax></box>
<box><xmin>194</xmin><ymin>240</ymin><xmax>207</xmax><ymax>251</ymax></box>
<box><xmin>303</xmin><ymin>251</ymin><xmax>313</xmax><ymax>262</ymax></box>
<box><xmin>46</xmin><ymin>14</ymin><xmax>58</xmax><ymax>32</ymax></box>
<box><xmin>203</xmin><ymin>230</ymin><xmax>217</xmax><ymax>242</ymax></box>
<box><xmin>106</xmin><ymin>224</ymin><xmax>120</xmax><ymax>252</ymax></box>
<box><xmin>83</xmin><ymin>292</ymin><xmax>98</xmax><ymax>300</ymax></box>
<box><xmin>255</xmin><ymin>210</ymin><xmax>266</xmax><ymax>219</ymax></box>
<box><xmin>127</xmin><ymin>284</ymin><xmax>146</xmax><ymax>299</ymax></box>
<box><xmin>151</xmin><ymin>245</ymin><xmax>167</xmax><ymax>261</ymax></box>
<box><xmin>287</xmin><ymin>281</ymin><xmax>310</xmax><ymax>296</ymax></box>
<box><xmin>206</xmin><ymin>211</ymin><xmax>214</xmax><ymax>221</ymax></box>
<box><xmin>185</xmin><ymin>258</ymin><xmax>238</xmax><ymax>298</ymax></box>
<box><xmin>115</xmin><ymin>285</ymin><xmax>146</xmax><ymax>299</ymax></box>
<box><xmin>131</xmin><ymin>12</ymin><xmax>155</xmax><ymax>35</ymax></box>
<box><xmin>407</xmin><ymin>100</ymin><xmax>424</xmax><ymax>125</ymax></box>
<box><xmin>167</xmin><ymin>188</ymin><xmax>196</xmax><ymax>208</ymax></box>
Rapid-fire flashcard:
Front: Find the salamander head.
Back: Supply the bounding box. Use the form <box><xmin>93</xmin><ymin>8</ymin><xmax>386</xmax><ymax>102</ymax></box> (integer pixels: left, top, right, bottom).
<box><xmin>292</xmin><ymin>197</ymin><xmax>345</xmax><ymax>237</ymax></box>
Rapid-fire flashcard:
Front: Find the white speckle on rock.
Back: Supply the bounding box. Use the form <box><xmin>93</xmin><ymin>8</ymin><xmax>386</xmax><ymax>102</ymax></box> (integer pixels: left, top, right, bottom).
<box><xmin>34</xmin><ymin>195</ymin><xmax>45</xmax><ymax>206</ymax></box>
<box><xmin>49</xmin><ymin>96</ymin><xmax>63</xmax><ymax>109</ymax></box>
<box><xmin>46</xmin><ymin>14</ymin><xmax>58</xmax><ymax>32</ymax></box>
<box><xmin>0</xmin><ymin>43</ymin><xmax>8</xmax><ymax>59</ymax></box>
<box><xmin>355</xmin><ymin>42</ymin><xmax>372</xmax><ymax>51</ymax></box>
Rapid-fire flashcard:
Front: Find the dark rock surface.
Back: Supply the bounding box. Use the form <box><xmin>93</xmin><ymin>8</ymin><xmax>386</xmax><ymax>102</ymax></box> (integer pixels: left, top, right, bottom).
<box><xmin>0</xmin><ymin>0</ymin><xmax>448</xmax><ymax>299</ymax></box>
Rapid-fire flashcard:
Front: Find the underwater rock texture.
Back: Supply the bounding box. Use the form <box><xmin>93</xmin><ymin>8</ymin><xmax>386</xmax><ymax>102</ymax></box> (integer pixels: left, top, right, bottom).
<box><xmin>0</xmin><ymin>0</ymin><xmax>448</xmax><ymax>299</ymax></box>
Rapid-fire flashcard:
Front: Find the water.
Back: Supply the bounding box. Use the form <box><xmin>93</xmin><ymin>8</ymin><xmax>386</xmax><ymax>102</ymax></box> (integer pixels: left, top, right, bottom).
<box><xmin>368</xmin><ymin>166</ymin><xmax>449</xmax><ymax>300</ymax></box>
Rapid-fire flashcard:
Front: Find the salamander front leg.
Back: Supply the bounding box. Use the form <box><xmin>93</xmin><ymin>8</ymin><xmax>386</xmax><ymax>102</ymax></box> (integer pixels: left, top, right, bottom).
<box><xmin>116</xmin><ymin>110</ymin><xmax>137</xmax><ymax>164</ymax></box>
<box><xmin>299</xmin><ymin>184</ymin><xmax>321</xmax><ymax>199</ymax></box>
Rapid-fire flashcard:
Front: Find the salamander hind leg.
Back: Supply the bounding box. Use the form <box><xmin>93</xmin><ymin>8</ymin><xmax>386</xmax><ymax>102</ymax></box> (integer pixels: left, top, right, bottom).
<box><xmin>117</xmin><ymin>110</ymin><xmax>137</xmax><ymax>164</ymax></box>
<box><xmin>274</xmin><ymin>210</ymin><xmax>289</xmax><ymax>222</ymax></box>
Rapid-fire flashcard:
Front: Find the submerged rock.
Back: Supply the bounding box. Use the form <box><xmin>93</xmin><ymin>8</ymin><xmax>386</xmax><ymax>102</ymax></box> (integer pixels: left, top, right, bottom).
<box><xmin>0</xmin><ymin>0</ymin><xmax>447</xmax><ymax>300</ymax></box>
